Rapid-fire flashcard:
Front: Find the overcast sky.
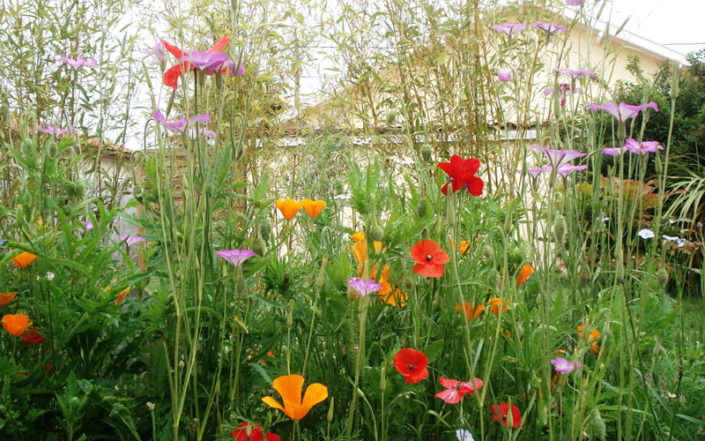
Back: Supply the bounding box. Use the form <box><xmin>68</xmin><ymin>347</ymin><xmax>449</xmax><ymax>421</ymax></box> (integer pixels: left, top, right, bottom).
<box><xmin>598</xmin><ymin>0</ymin><xmax>704</xmax><ymax>55</ymax></box>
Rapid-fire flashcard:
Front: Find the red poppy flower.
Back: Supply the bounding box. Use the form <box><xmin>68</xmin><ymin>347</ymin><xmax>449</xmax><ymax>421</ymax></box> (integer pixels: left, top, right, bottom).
<box><xmin>410</xmin><ymin>240</ymin><xmax>450</xmax><ymax>278</ymax></box>
<box><xmin>491</xmin><ymin>402</ymin><xmax>522</xmax><ymax>428</ymax></box>
<box><xmin>163</xmin><ymin>36</ymin><xmax>229</xmax><ymax>89</ymax></box>
<box><xmin>438</xmin><ymin>155</ymin><xmax>484</xmax><ymax>196</ymax></box>
<box><xmin>232</xmin><ymin>422</ymin><xmax>281</xmax><ymax>441</ymax></box>
<box><xmin>435</xmin><ymin>376</ymin><xmax>483</xmax><ymax>404</ymax></box>
<box><xmin>393</xmin><ymin>348</ymin><xmax>429</xmax><ymax>384</ymax></box>
<box><xmin>22</xmin><ymin>328</ymin><xmax>43</xmax><ymax>344</ymax></box>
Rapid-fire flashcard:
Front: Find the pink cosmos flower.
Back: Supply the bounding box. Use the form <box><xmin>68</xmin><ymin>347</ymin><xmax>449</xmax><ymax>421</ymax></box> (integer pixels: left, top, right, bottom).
<box><xmin>551</xmin><ymin>357</ymin><xmax>582</xmax><ymax>374</ymax></box>
<box><xmin>553</xmin><ymin>68</ymin><xmax>596</xmax><ymax>79</ymax></box>
<box><xmin>435</xmin><ymin>376</ymin><xmax>483</xmax><ymax>404</ymax></box>
<box><xmin>119</xmin><ymin>235</ymin><xmax>147</xmax><ymax>246</ymax></box>
<box><xmin>58</xmin><ymin>55</ymin><xmax>97</xmax><ymax>69</ymax></box>
<box><xmin>497</xmin><ymin>70</ymin><xmax>512</xmax><ymax>82</ymax></box>
<box><xmin>491</xmin><ymin>23</ymin><xmax>528</xmax><ymax>36</ymax></box>
<box><xmin>588</xmin><ymin>101</ymin><xmax>658</xmax><ymax>122</ymax></box>
<box><xmin>347</xmin><ymin>278</ymin><xmax>382</xmax><ymax>299</ymax></box>
<box><xmin>533</xmin><ymin>22</ymin><xmax>566</xmax><ymax>34</ymax></box>
<box><xmin>215</xmin><ymin>249</ymin><xmax>256</xmax><ymax>267</ymax></box>
<box><xmin>152</xmin><ymin>110</ymin><xmax>211</xmax><ymax>134</ymax></box>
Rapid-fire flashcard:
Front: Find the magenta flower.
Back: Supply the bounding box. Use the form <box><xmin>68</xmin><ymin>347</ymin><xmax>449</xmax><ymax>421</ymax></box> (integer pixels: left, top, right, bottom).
<box><xmin>215</xmin><ymin>249</ymin><xmax>256</xmax><ymax>267</ymax></box>
<box><xmin>624</xmin><ymin>138</ymin><xmax>664</xmax><ymax>154</ymax></box>
<box><xmin>491</xmin><ymin>23</ymin><xmax>528</xmax><ymax>36</ymax></box>
<box><xmin>179</xmin><ymin>51</ymin><xmax>228</xmax><ymax>74</ymax></box>
<box><xmin>152</xmin><ymin>110</ymin><xmax>211</xmax><ymax>134</ymax></box>
<box><xmin>553</xmin><ymin>68</ymin><xmax>595</xmax><ymax>79</ymax></box>
<box><xmin>530</xmin><ymin>145</ymin><xmax>586</xmax><ymax>168</ymax></box>
<box><xmin>143</xmin><ymin>41</ymin><xmax>166</xmax><ymax>64</ymax></box>
<box><xmin>119</xmin><ymin>235</ymin><xmax>147</xmax><ymax>246</ymax></box>
<box><xmin>81</xmin><ymin>220</ymin><xmax>94</xmax><ymax>231</ymax></box>
<box><xmin>36</xmin><ymin>123</ymin><xmax>72</xmax><ymax>136</ymax></box>
<box><xmin>497</xmin><ymin>70</ymin><xmax>512</xmax><ymax>82</ymax></box>
<box><xmin>551</xmin><ymin>357</ymin><xmax>582</xmax><ymax>374</ymax></box>
<box><xmin>346</xmin><ymin>278</ymin><xmax>381</xmax><ymax>299</ymax></box>
<box><xmin>566</xmin><ymin>0</ymin><xmax>584</xmax><ymax>5</ymax></box>
<box><xmin>222</xmin><ymin>61</ymin><xmax>245</xmax><ymax>76</ymax></box>
<box><xmin>588</xmin><ymin>101</ymin><xmax>658</xmax><ymax>122</ymax></box>
<box><xmin>58</xmin><ymin>55</ymin><xmax>97</xmax><ymax>69</ymax></box>
<box><xmin>556</xmin><ymin>164</ymin><xmax>588</xmax><ymax>175</ymax></box>
<box><xmin>189</xmin><ymin>128</ymin><xmax>216</xmax><ymax>138</ymax></box>
<box><xmin>601</xmin><ymin>147</ymin><xmax>624</xmax><ymax>156</ymax></box>
<box><xmin>533</xmin><ymin>22</ymin><xmax>566</xmax><ymax>34</ymax></box>
<box><xmin>544</xmin><ymin>83</ymin><xmax>581</xmax><ymax>107</ymax></box>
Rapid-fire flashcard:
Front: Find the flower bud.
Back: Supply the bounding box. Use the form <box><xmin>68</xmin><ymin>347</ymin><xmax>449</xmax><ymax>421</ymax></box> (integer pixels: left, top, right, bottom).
<box><xmin>369</xmin><ymin>225</ymin><xmax>384</xmax><ymax>242</ymax></box>
<box><xmin>252</xmin><ymin>237</ymin><xmax>267</xmax><ymax>256</ymax></box>
<box><xmin>421</xmin><ymin>143</ymin><xmax>433</xmax><ymax>162</ymax></box>
<box><xmin>657</xmin><ymin>268</ymin><xmax>669</xmax><ymax>285</ymax></box>
<box><xmin>260</xmin><ymin>221</ymin><xmax>271</xmax><ymax>241</ymax></box>
<box><xmin>482</xmin><ymin>244</ymin><xmax>494</xmax><ymax>260</ymax></box>
<box><xmin>327</xmin><ymin>397</ymin><xmax>335</xmax><ymax>423</ymax></box>
<box><xmin>554</xmin><ymin>214</ymin><xmax>567</xmax><ymax>244</ymax></box>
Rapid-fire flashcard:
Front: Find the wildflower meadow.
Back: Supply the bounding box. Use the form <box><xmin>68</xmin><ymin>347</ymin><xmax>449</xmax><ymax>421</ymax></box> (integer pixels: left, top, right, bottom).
<box><xmin>1</xmin><ymin>0</ymin><xmax>704</xmax><ymax>440</ymax></box>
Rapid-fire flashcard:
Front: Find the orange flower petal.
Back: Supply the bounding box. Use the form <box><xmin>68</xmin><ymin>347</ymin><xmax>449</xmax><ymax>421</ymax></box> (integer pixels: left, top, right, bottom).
<box><xmin>12</xmin><ymin>252</ymin><xmax>37</xmax><ymax>268</ymax></box>
<box><xmin>116</xmin><ymin>288</ymin><xmax>129</xmax><ymax>305</ymax></box>
<box><xmin>351</xmin><ymin>232</ymin><xmax>365</xmax><ymax>243</ymax></box>
<box><xmin>265</xmin><ymin>374</ymin><xmax>327</xmax><ymax>420</ymax></box>
<box><xmin>301</xmin><ymin>199</ymin><xmax>326</xmax><ymax>218</ymax></box>
<box><xmin>276</xmin><ymin>199</ymin><xmax>303</xmax><ymax>220</ymax></box>
<box><xmin>0</xmin><ymin>292</ymin><xmax>17</xmax><ymax>307</ymax></box>
<box><xmin>2</xmin><ymin>313</ymin><xmax>33</xmax><ymax>337</ymax></box>
<box><xmin>299</xmin><ymin>383</ymin><xmax>328</xmax><ymax>418</ymax></box>
<box><xmin>262</xmin><ymin>396</ymin><xmax>286</xmax><ymax>413</ymax></box>
<box><xmin>516</xmin><ymin>264</ymin><xmax>534</xmax><ymax>286</ymax></box>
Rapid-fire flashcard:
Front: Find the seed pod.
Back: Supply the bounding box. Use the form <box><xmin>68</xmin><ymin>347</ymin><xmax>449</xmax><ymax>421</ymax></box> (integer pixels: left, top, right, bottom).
<box><xmin>416</xmin><ymin>199</ymin><xmax>428</xmax><ymax>218</ymax></box>
<box><xmin>385</xmin><ymin>110</ymin><xmax>397</xmax><ymax>126</ymax></box>
<box><xmin>260</xmin><ymin>221</ymin><xmax>272</xmax><ymax>241</ymax></box>
<box><xmin>252</xmin><ymin>237</ymin><xmax>267</xmax><ymax>256</ymax></box>
<box><xmin>369</xmin><ymin>225</ymin><xmax>384</xmax><ymax>242</ymax></box>
<box><xmin>421</xmin><ymin>143</ymin><xmax>433</xmax><ymax>162</ymax></box>
<box><xmin>657</xmin><ymin>268</ymin><xmax>669</xmax><ymax>285</ymax></box>
<box><xmin>554</xmin><ymin>214</ymin><xmax>567</xmax><ymax>244</ymax></box>
<box><xmin>482</xmin><ymin>244</ymin><xmax>494</xmax><ymax>260</ymax></box>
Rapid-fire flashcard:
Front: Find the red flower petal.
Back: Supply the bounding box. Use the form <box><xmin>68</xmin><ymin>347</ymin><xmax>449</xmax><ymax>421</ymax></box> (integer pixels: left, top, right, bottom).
<box><xmin>393</xmin><ymin>348</ymin><xmax>429</xmax><ymax>384</ymax></box>
<box><xmin>413</xmin><ymin>262</ymin><xmax>445</xmax><ymax>278</ymax></box>
<box><xmin>491</xmin><ymin>403</ymin><xmax>522</xmax><ymax>428</ymax></box>
<box><xmin>467</xmin><ymin>176</ymin><xmax>484</xmax><ymax>196</ymax></box>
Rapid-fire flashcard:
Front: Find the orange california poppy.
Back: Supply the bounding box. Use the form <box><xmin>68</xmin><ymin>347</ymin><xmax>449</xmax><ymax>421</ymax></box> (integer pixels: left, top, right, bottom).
<box><xmin>456</xmin><ymin>302</ymin><xmax>485</xmax><ymax>320</ymax></box>
<box><xmin>276</xmin><ymin>199</ymin><xmax>303</xmax><ymax>220</ymax></box>
<box><xmin>2</xmin><ymin>313</ymin><xmax>33</xmax><ymax>337</ymax></box>
<box><xmin>300</xmin><ymin>199</ymin><xmax>326</xmax><ymax>218</ymax></box>
<box><xmin>488</xmin><ymin>297</ymin><xmax>509</xmax><ymax>315</ymax></box>
<box><xmin>380</xmin><ymin>287</ymin><xmax>408</xmax><ymax>307</ymax></box>
<box><xmin>116</xmin><ymin>288</ymin><xmax>130</xmax><ymax>305</ymax></box>
<box><xmin>12</xmin><ymin>252</ymin><xmax>37</xmax><ymax>268</ymax></box>
<box><xmin>351</xmin><ymin>232</ymin><xmax>365</xmax><ymax>243</ymax></box>
<box><xmin>0</xmin><ymin>292</ymin><xmax>17</xmax><ymax>307</ymax></box>
<box><xmin>370</xmin><ymin>265</ymin><xmax>392</xmax><ymax>295</ymax></box>
<box><xmin>262</xmin><ymin>374</ymin><xmax>328</xmax><ymax>420</ymax></box>
<box><xmin>516</xmin><ymin>264</ymin><xmax>534</xmax><ymax>286</ymax></box>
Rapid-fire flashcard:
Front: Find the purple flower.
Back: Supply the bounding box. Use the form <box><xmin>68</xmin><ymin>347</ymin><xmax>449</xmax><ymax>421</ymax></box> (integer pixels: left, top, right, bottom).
<box><xmin>588</xmin><ymin>101</ymin><xmax>658</xmax><ymax>122</ymax></box>
<box><xmin>179</xmin><ymin>51</ymin><xmax>228</xmax><ymax>74</ymax></box>
<box><xmin>491</xmin><ymin>23</ymin><xmax>528</xmax><ymax>36</ymax></box>
<box><xmin>119</xmin><ymin>235</ymin><xmax>147</xmax><ymax>246</ymax></box>
<box><xmin>346</xmin><ymin>278</ymin><xmax>382</xmax><ymax>299</ymax></box>
<box><xmin>533</xmin><ymin>22</ymin><xmax>566</xmax><ymax>34</ymax></box>
<box><xmin>36</xmin><ymin>123</ymin><xmax>72</xmax><ymax>136</ymax></box>
<box><xmin>551</xmin><ymin>357</ymin><xmax>582</xmax><ymax>374</ymax></box>
<box><xmin>58</xmin><ymin>55</ymin><xmax>97</xmax><ymax>69</ymax></box>
<box><xmin>143</xmin><ymin>41</ymin><xmax>166</xmax><ymax>64</ymax></box>
<box><xmin>601</xmin><ymin>147</ymin><xmax>624</xmax><ymax>156</ymax></box>
<box><xmin>623</xmin><ymin>138</ymin><xmax>664</xmax><ymax>154</ymax></box>
<box><xmin>553</xmin><ymin>68</ymin><xmax>595</xmax><ymax>79</ymax></box>
<box><xmin>497</xmin><ymin>70</ymin><xmax>512</xmax><ymax>82</ymax></box>
<box><xmin>530</xmin><ymin>145</ymin><xmax>586</xmax><ymax>168</ymax></box>
<box><xmin>81</xmin><ymin>220</ymin><xmax>94</xmax><ymax>231</ymax></box>
<box><xmin>566</xmin><ymin>0</ymin><xmax>584</xmax><ymax>5</ymax></box>
<box><xmin>222</xmin><ymin>61</ymin><xmax>245</xmax><ymax>76</ymax></box>
<box><xmin>215</xmin><ymin>249</ymin><xmax>256</xmax><ymax>267</ymax></box>
<box><xmin>152</xmin><ymin>110</ymin><xmax>211</xmax><ymax>134</ymax></box>
<box><xmin>517</xmin><ymin>166</ymin><xmax>552</xmax><ymax>178</ymax></box>
<box><xmin>189</xmin><ymin>128</ymin><xmax>216</xmax><ymax>138</ymax></box>
<box><xmin>556</xmin><ymin>164</ymin><xmax>588</xmax><ymax>175</ymax></box>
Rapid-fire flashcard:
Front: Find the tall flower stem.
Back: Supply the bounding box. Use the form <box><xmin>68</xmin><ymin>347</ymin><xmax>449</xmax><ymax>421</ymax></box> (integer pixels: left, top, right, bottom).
<box><xmin>345</xmin><ymin>296</ymin><xmax>368</xmax><ymax>438</ymax></box>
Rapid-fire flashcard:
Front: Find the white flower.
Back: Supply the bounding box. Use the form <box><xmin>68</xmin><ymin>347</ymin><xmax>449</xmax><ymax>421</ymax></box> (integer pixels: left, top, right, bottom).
<box><xmin>456</xmin><ymin>429</ymin><xmax>475</xmax><ymax>441</ymax></box>
<box><xmin>638</xmin><ymin>229</ymin><xmax>654</xmax><ymax>239</ymax></box>
<box><xmin>45</xmin><ymin>272</ymin><xmax>55</xmax><ymax>281</ymax></box>
<box><xmin>662</xmin><ymin>235</ymin><xmax>686</xmax><ymax>247</ymax></box>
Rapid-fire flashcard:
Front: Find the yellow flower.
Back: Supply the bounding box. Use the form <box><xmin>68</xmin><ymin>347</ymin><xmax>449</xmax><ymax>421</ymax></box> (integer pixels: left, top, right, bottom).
<box><xmin>12</xmin><ymin>252</ymin><xmax>37</xmax><ymax>268</ymax></box>
<box><xmin>262</xmin><ymin>374</ymin><xmax>328</xmax><ymax>420</ymax></box>
<box><xmin>300</xmin><ymin>199</ymin><xmax>326</xmax><ymax>218</ymax></box>
<box><xmin>351</xmin><ymin>232</ymin><xmax>366</xmax><ymax>243</ymax></box>
<box><xmin>276</xmin><ymin>199</ymin><xmax>303</xmax><ymax>220</ymax></box>
<box><xmin>0</xmin><ymin>292</ymin><xmax>17</xmax><ymax>307</ymax></box>
<box><xmin>2</xmin><ymin>313</ymin><xmax>33</xmax><ymax>337</ymax></box>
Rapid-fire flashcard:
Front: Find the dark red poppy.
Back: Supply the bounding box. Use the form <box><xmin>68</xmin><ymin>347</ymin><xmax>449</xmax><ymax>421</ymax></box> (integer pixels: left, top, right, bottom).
<box><xmin>232</xmin><ymin>422</ymin><xmax>281</xmax><ymax>441</ymax></box>
<box><xmin>491</xmin><ymin>402</ymin><xmax>522</xmax><ymax>428</ymax></box>
<box><xmin>438</xmin><ymin>155</ymin><xmax>484</xmax><ymax>196</ymax></box>
<box><xmin>163</xmin><ymin>36</ymin><xmax>230</xmax><ymax>89</ymax></box>
<box><xmin>410</xmin><ymin>240</ymin><xmax>450</xmax><ymax>278</ymax></box>
<box><xmin>21</xmin><ymin>328</ymin><xmax>43</xmax><ymax>345</ymax></box>
<box><xmin>393</xmin><ymin>348</ymin><xmax>429</xmax><ymax>384</ymax></box>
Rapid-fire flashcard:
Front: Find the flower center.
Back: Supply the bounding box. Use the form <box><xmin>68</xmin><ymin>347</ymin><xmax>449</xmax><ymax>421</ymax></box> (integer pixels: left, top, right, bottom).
<box><xmin>425</xmin><ymin>254</ymin><xmax>433</xmax><ymax>261</ymax></box>
<box><xmin>407</xmin><ymin>363</ymin><xmax>415</xmax><ymax>371</ymax></box>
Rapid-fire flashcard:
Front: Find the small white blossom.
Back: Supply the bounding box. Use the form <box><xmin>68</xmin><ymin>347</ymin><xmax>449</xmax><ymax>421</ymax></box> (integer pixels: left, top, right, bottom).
<box><xmin>638</xmin><ymin>229</ymin><xmax>654</xmax><ymax>239</ymax></box>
